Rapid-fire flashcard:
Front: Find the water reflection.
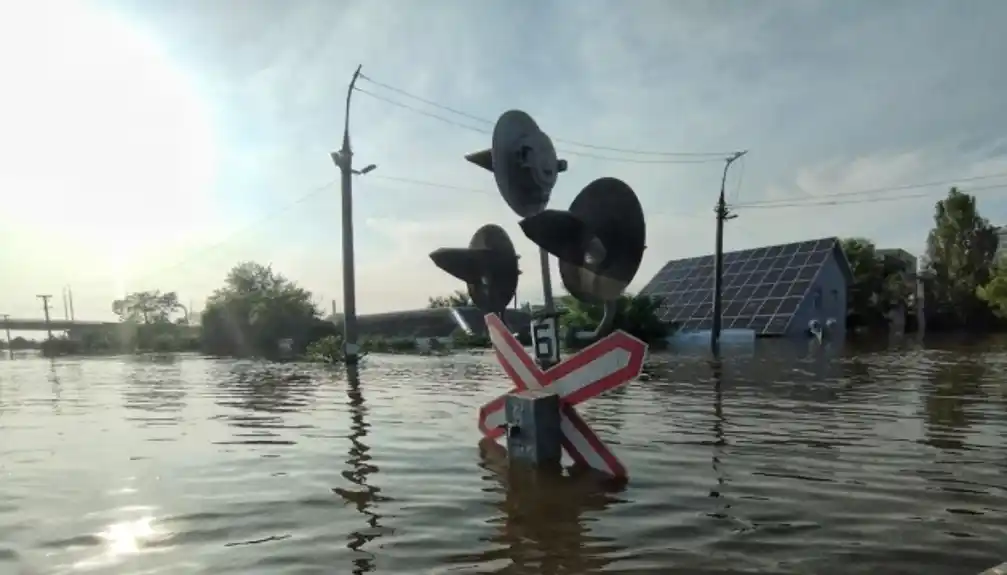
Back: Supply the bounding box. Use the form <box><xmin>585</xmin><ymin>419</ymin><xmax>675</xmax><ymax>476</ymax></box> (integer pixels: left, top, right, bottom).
<box><xmin>466</xmin><ymin>439</ymin><xmax>625</xmax><ymax>573</ymax></box>
<box><xmin>709</xmin><ymin>360</ymin><xmax>727</xmax><ymax>501</ymax></box>
<box><xmin>48</xmin><ymin>360</ymin><xmax>61</xmax><ymax>414</ymax></box>
<box><xmin>122</xmin><ymin>356</ymin><xmax>187</xmax><ymax>420</ymax></box>
<box><xmin>922</xmin><ymin>359</ymin><xmax>986</xmax><ymax>451</ymax></box>
<box><xmin>331</xmin><ymin>364</ymin><xmax>389</xmax><ymax>575</ymax></box>
<box><xmin>374</xmin><ymin>353</ymin><xmax>500</xmax><ymax>395</ymax></box>
<box><xmin>212</xmin><ymin>362</ymin><xmax>320</xmax><ymax>446</ymax></box>
<box><xmin>214</xmin><ymin>362</ymin><xmax>317</xmax><ymax>415</ymax></box>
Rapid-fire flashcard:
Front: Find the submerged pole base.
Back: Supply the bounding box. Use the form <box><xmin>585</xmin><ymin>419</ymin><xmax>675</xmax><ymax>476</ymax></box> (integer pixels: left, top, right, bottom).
<box><xmin>504</xmin><ymin>389</ymin><xmax>562</xmax><ymax>471</ymax></box>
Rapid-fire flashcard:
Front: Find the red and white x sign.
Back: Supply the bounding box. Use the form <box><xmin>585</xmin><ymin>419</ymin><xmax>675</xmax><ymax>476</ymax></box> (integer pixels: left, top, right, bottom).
<box><xmin>477</xmin><ymin>313</ymin><xmax>647</xmax><ymax>479</ymax></box>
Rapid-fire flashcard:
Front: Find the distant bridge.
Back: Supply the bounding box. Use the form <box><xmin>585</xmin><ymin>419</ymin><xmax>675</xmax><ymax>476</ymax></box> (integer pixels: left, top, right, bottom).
<box><xmin>2</xmin><ymin>318</ymin><xmax>119</xmax><ymax>331</ymax></box>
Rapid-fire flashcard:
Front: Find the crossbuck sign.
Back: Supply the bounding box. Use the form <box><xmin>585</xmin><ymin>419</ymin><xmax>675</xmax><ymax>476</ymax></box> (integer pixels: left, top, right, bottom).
<box><xmin>477</xmin><ymin>313</ymin><xmax>647</xmax><ymax>479</ymax></box>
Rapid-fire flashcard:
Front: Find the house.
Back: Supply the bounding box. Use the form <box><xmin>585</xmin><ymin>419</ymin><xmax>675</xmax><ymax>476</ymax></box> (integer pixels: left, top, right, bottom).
<box><xmin>639</xmin><ymin>237</ymin><xmax>852</xmax><ymax>338</ymax></box>
<box><xmin>876</xmin><ymin>248</ymin><xmax>918</xmax><ymax>274</ymax></box>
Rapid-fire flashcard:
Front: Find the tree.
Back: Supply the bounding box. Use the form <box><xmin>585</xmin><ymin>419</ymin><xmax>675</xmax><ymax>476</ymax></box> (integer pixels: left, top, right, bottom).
<box><xmin>924</xmin><ymin>187</ymin><xmax>999</xmax><ymax>328</ymax></box>
<box><xmin>977</xmin><ymin>262</ymin><xmax>1007</xmax><ymax>318</ymax></box>
<box><xmin>200</xmin><ymin>262</ymin><xmax>327</xmax><ymax>358</ymax></box>
<box><xmin>428</xmin><ymin>290</ymin><xmax>472</xmax><ymax>308</ymax></box>
<box><xmin>110</xmin><ymin>290</ymin><xmax>193</xmax><ymax>352</ymax></box>
<box><xmin>8</xmin><ymin>336</ymin><xmax>37</xmax><ymax>350</ymax></box>
<box><xmin>112</xmin><ymin>291</ymin><xmax>184</xmax><ymax>324</ymax></box>
<box><xmin>559</xmin><ymin>293</ymin><xmax>669</xmax><ymax>345</ymax></box>
<box><xmin>841</xmin><ymin>238</ymin><xmax>913</xmax><ymax>329</ymax></box>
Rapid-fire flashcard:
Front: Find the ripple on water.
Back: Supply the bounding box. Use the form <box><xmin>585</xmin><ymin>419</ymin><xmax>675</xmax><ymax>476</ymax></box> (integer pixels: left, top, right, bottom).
<box><xmin>1</xmin><ymin>345</ymin><xmax>1006</xmax><ymax>574</ymax></box>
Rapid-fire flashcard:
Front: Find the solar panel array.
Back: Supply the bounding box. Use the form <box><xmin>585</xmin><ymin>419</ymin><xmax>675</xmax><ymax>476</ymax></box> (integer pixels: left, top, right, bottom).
<box><xmin>640</xmin><ymin>237</ymin><xmax>841</xmax><ymax>335</ymax></box>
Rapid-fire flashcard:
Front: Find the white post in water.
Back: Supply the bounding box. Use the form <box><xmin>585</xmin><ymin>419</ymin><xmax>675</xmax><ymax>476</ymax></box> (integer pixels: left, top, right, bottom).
<box><xmin>530</xmin><ymin>248</ymin><xmax>561</xmax><ymax>371</ymax></box>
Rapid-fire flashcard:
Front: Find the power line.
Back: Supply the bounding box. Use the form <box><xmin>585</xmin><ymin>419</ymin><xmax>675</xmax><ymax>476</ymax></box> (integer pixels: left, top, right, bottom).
<box><xmin>59</xmin><ymin>169</ymin><xmax>1007</xmax><ymax>293</ymax></box>
<box><xmin>356</xmin><ymin>88</ymin><xmax>490</xmax><ymax>135</ymax></box>
<box><xmin>733</xmin><ymin>183</ymin><xmax>1007</xmax><ymax>211</ymax></box>
<box><xmin>73</xmin><ymin>173</ymin><xmax>500</xmax><ymax>292</ymax></box>
<box><xmin>729</xmin><ymin>154</ymin><xmax>747</xmax><ymax>203</ymax></box>
<box><xmin>359</xmin><ymin>73</ymin><xmax>738</xmax><ymax>158</ymax></box>
<box><xmin>62</xmin><ymin>162</ymin><xmax>1007</xmax><ymax>299</ymax></box>
<box><xmin>358</xmin><ymin>74</ymin><xmax>492</xmax><ymax>128</ymax></box>
<box><xmin>368</xmin><ymin>173</ymin><xmax>491</xmax><ymax>195</ymax></box>
<box><xmin>66</xmin><ymin>180</ymin><xmax>339</xmax><ymax>294</ymax></box>
<box><xmin>354</xmin><ymin>81</ymin><xmax>731</xmax><ymax>165</ymax></box>
<box><xmin>733</xmin><ymin>172</ymin><xmax>1007</xmax><ymax>208</ymax></box>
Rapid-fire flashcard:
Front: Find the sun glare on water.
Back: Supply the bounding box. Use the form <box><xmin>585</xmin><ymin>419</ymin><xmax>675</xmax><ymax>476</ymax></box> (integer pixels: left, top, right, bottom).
<box><xmin>68</xmin><ymin>514</ymin><xmax>162</xmax><ymax>572</ymax></box>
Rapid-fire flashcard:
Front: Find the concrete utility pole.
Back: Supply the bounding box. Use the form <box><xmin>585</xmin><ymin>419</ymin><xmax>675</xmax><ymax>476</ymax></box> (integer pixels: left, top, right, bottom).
<box><xmin>329</xmin><ymin>64</ymin><xmax>377</xmax><ymax>365</ymax></box>
<box><xmin>711</xmin><ymin>150</ymin><xmax>748</xmax><ymax>356</ymax></box>
<box><xmin>2</xmin><ymin>314</ymin><xmax>12</xmax><ymax>359</ymax></box>
<box><xmin>36</xmin><ymin>294</ymin><xmax>54</xmax><ymax>341</ymax></box>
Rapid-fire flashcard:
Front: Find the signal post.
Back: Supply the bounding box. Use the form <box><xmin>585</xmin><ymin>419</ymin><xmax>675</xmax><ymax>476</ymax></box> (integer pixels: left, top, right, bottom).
<box><xmin>430</xmin><ymin>109</ymin><xmax>649</xmax><ymax>482</ymax></box>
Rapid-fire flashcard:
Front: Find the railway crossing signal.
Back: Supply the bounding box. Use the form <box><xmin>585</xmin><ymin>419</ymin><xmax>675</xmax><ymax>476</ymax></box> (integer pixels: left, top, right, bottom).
<box><xmin>477</xmin><ymin>314</ymin><xmax>646</xmax><ymax>479</ymax></box>
<box><xmin>428</xmin><ymin>108</ymin><xmax>651</xmax><ymax>480</ymax></box>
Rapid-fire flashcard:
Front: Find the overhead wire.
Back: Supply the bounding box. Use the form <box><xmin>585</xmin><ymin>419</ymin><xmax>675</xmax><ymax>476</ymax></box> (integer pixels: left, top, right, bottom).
<box><xmin>65</xmin><ymin>72</ymin><xmax>1007</xmax><ymax>295</ymax></box>
<box><xmin>358</xmin><ymin>73</ymin><xmax>736</xmax><ymax>158</ymax></box>
<box><xmin>729</xmin><ymin>154</ymin><xmax>747</xmax><ymax>203</ymax></box>
<box><xmin>67</xmin><ymin>169</ymin><xmax>520</xmax><ymax>296</ymax></box>
<box><xmin>354</xmin><ymin>88</ymin><xmax>489</xmax><ymax>136</ymax></box>
<box><xmin>93</xmin><ymin>172</ymin><xmax>501</xmax><ymax>291</ymax></box>
<box><xmin>367</xmin><ymin>173</ymin><xmax>491</xmax><ymax>195</ymax></box>
<box><xmin>732</xmin><ymin>183</ymin><xmax>1007</xmax><ymax>211</ymax></box>
<box><xmin>69</xmin><ymin>180</ymin><xmax>339</xmax><ymax>292</ymax></box>
<box><xmin>354</xmin><ymin>75</ymin><xmax>736</xmax><ymax>164</ymax></box>
<box><xmin>732</xmin><ymin>172</ymin><xmax>1007</xmax><ymax>208</ymax></box>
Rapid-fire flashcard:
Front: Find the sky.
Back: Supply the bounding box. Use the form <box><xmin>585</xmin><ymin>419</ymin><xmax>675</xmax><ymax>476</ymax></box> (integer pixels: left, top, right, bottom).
<box><xmin>2</xmin><ymin>0</ymin><xmax>1007</xmax><ymax>326</ymax></box>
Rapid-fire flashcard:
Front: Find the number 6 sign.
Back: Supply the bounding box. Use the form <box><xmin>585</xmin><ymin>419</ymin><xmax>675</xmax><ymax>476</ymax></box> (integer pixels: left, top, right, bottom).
<box><xmin>531</xmin><ymin>316</ymin><xmax>560</xmax><ymax>367</ymax></box>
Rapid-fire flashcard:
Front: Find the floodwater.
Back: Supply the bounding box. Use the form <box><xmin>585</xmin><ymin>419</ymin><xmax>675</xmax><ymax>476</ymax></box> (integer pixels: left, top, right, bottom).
<box><xmin>1</xmin><ymin>339</ymin><xmax>1005</xmax><ymax>575</ymax></box>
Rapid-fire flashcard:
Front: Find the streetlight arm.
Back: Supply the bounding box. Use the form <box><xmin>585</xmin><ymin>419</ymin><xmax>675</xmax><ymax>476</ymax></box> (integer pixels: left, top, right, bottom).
<box><xmin>343</xmin><ymin>65</ymin><xmax>362</xmax><ymax>153</ymax></box>
<box><xmin>718</xmin><ymin>150</ymin><xmax>748</xmax><ymax>204</ymax></box>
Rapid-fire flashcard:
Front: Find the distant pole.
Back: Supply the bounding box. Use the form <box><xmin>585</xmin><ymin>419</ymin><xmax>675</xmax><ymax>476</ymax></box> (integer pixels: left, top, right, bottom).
<box><xmin>60</xmin><ymin>287</ymin><xmax>70</xmax><ymax>337</ymax></box>
<box><xmin>36</xmin><ymin>294</ymin><xmax>54</xmax><ymax>341</ymax></box>
<box><xmin>330</xmin><ymin>64</ymin><xmax>376</xmax><ymax>365</ymax></box>
<box><xmin>712</xmin><ymin>150</ymin><xmax>747</xmax><ymax>356</ymax></box>
<box><xmin>2</xmin><ymin>314</ymin><xmax>12</xmax><ymax>359</ymax></box>
<box><xmin>62</xmin><ymin>288</ymin><xmax>69</xmax><ymax>321</ymax></box>
<box><xmin>68</xmin><ymin>286</ymin><xmax>75</xmax><ymax>321</ymax></box>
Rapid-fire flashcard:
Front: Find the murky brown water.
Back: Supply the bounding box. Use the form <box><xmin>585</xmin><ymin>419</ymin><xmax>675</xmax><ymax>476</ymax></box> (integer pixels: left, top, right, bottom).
<box><xmin>1</xmin><ymin>339</ymin><xmax>1006</xmax><ymax>574</ymax></box>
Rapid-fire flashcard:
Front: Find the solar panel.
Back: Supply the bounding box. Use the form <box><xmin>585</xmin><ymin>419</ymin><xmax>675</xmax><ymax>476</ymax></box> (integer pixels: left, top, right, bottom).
<box><xmin>640</xmin><ymin>237</ymin><xmax>840</xmax><ymax>336</ymax></box>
